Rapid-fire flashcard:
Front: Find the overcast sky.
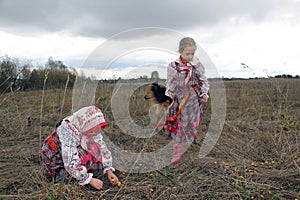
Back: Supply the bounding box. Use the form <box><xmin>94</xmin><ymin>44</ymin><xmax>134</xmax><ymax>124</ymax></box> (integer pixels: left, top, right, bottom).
<box><xmin>0</xmin><ymin>0</ymin><xmax>300</xmax><ymax>78</ymax></box>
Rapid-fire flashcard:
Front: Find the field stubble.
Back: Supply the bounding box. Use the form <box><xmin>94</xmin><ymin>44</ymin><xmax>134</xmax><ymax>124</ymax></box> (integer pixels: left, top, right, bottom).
<box><xmin>0</xmin><ymin>78</ymin><xmax>299</xmax><ymax>199</ymax></box>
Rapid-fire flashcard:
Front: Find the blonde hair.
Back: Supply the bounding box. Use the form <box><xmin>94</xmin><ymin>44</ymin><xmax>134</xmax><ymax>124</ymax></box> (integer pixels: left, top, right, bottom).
<box><xmin>178</xmin><ymin>37</ymin><xmax>197</xmax><ymax>53</ymax></box>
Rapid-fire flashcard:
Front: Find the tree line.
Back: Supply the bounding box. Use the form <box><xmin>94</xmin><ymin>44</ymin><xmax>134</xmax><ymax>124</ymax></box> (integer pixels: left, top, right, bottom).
<box><xmin>1</xmin><ymin>55</ymin><xmax>298</xmax><ymax>93</ymax></box>
<box><xmin>0</xmin><ymin>56</ymin><xmax>77</xmax><ymax>93</ymax></box>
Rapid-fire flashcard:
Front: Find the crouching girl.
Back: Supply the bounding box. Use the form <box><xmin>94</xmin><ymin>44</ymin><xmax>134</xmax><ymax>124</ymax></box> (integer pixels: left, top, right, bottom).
<box><xmin>40</xmin><ymin>106</ymin><xmax>119</xmax><ymax>190</ymax></box>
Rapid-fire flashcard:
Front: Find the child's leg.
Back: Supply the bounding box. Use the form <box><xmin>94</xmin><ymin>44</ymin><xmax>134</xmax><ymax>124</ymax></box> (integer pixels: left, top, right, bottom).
<box><xmin>54</xmin><ymin>168</ymin><xmax>67</xmax><ymax>183</ymax></box>
<box><xmin>171</xmin><ymin>141</ymin><xmax>183</xmax><ymax>164</ymax></box>
<box><xmin>193</xmin><ymin>131</ymin><xmax>199</xmax><ymax>144</ymax></box>
<box><xmin>191</xmin><ymin>115</ymin><xmax>201</xmax><ymax>144</ymax></box>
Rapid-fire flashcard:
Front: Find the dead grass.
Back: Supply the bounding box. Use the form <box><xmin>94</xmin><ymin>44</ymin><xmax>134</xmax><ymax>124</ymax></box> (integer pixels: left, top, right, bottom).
<box><xmin>0</xmin><ymin>78</ymin><xmax>299</xmax><ymax>199</ymax></box>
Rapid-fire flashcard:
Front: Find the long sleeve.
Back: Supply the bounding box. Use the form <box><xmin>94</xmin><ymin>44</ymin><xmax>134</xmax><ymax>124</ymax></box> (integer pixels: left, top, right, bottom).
<box><xmin>165</xmin><ymin>62</ymin><xmax>178</xmax><ymax>96</ymax></box>
<box><xmin>196</xmin><ymin>62</ymin><xmax>209</xmax><ymax>94</ymax></box>
<box><xmin>57</xmin><ymin>121</ymin><xmax>93</xmax><ymax>185</ymax></box>
<box><xmin>92</xmin><ymin>133</ymin><xmax>115</xmax><ymax>174</ymax></box>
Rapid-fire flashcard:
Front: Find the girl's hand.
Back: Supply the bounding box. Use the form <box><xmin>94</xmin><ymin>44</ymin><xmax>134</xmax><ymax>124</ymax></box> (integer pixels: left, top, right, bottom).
<box><xmin>168</xmin><ymin>90</ymin><xmax>173</xmax><ymax>99</ymax></box>
<box><xmin>202</xmin><ymin>94</ymin><xmax>209</xmax><ymax>103</ymax></box>
<box><xmin>107</xmin><ymin>170</ymin><xmax>119</xmax><ymax>185</ymax></box>
<box><xmin>90</xmin><ymin>178</ymin><xmax>103</xmax><ymax>190</ymax></box>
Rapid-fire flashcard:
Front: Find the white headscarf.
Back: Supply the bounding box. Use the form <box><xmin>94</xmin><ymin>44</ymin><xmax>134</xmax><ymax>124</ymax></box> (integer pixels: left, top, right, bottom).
<box><xmin>67</xmin><ymin>106</ymin><xmax>107</xmax><ymax>135</ymax></box>
<box><xmin>66</xmin><ymin>106</ymin><xmax>107</xmax><ymax>159</ymax></box>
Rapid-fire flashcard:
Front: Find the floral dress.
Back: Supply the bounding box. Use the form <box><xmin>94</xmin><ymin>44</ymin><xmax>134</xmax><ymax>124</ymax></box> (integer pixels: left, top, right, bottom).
<box><xmin>164</xmin><ymin>57</ymin><xmax>209</xmax><ymax>144</ymax></box>
<box><xmin>40</xmin><ymin>106</ymin><xmax>115</xmax><ymax>185</ymax></box>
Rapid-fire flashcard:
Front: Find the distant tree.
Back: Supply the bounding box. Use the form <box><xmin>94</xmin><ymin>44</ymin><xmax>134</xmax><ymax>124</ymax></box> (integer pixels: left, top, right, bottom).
<box><xmin>27</xmin><ymin>58</ymin><xmax>77</xmax><ymax>90</ymax></box>
<box><xmin>46</xmin><ymin>56</ymin><xmax>67</xmax><ymax>70</ymax></box>
<box><xmin>17</xmin><ymin>64</ymin><xmax>32</xmax><ymax>90</ymax></box>
<box><xmin>44</xmin><ymin>58</ymin><xmax>76</xmax><ymax>89</ymax></box>
<box><xmin>275</xmin><ymin>74</ymin><xmax>293</xmax><ymax>78</ymax></box>
<box><xmin>1</xmin><ymin>55</ymin><xmax>78</xmax><ymax>92</ymax></box>
<box><xmin>0</xmin><ymin>56</ymin><xmax>18</xmax><ymax>92</ymax></box>
<box><xmin>28</xmin><ymin>68</ymin><xmax>45</xmax><ymax>90</ymax></box>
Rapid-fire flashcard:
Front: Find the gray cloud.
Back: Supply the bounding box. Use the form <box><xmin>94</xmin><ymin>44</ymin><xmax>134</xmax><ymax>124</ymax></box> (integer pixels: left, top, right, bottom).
<box><xmin>0</xmin><ymin>0</ymin><xmax>299</xmax><ymax>37</ymax></box>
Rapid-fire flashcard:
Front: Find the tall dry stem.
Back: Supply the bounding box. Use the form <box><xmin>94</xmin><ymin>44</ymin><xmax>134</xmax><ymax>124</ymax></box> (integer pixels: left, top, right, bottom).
<box><xmin>39</xmin><ymin>71</ymin><xmax>49</xmax><ymax>144</ymax></box>
<box><xmin>59</xmin><ymin>73</ymin><xmax>70</xmax><ymax>119</ymax></box>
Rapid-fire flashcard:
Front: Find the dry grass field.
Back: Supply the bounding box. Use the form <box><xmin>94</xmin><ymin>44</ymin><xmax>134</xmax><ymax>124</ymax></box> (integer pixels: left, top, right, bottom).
<box><xmin>0</xmin><ymin>78</ymin><xmax>299</xmax><ymax>199</ymax></box>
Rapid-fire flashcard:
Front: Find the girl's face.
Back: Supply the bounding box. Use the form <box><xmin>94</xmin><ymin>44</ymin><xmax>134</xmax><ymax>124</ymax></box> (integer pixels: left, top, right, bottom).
<box><xmin>180</xmin><ymin>46</ymin><xmax>196</xmax><ymax>63</ymax></box>
<box><xmin>87</xmin><ymin>126</ymin><xmax>104</xmax><ymax>136</ymax></box>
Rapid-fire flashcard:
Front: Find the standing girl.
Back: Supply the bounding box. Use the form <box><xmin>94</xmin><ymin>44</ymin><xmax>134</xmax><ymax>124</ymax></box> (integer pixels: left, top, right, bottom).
<box><xmin>164</xmin><ymin>37</ymin><xmax>209</xmax><ymax>164</ymax></box>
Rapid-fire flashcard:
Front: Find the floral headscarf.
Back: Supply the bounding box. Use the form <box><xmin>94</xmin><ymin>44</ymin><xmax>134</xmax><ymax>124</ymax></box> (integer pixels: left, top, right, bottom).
<box><xmin>66</xmin><ymin>106</ymin><xmax>107</xmax><ymax>160</ymax></box>
<box><xmin>67</xmin><ymin>106</ymin><xmax>107</xmax><ymax>135</ymax></box>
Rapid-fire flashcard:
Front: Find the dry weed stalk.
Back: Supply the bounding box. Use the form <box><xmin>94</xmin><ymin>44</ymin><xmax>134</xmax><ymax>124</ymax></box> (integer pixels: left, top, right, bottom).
<box><xmin>39</xmin><ymin>71</ymin><xmax>49</xmax><ymax>144</ymax></box>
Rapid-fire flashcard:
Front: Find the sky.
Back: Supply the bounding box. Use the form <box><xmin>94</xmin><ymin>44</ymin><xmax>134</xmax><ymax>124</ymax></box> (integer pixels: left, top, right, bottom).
<box><xmin>0</xmin><ymin>0</ymin><xmax>300</xmax><ymax>79</ymax></box>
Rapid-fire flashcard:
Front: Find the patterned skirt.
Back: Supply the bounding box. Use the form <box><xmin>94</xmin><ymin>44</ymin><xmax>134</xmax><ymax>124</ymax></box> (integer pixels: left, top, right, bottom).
<box><xmin>39</xmin><ymin>129</ymin><xmax>102</xmax><ymax>182</ymax></box>
<box><xmin>164</xmin><ymin>90</ymin><xmax>203</xmax><ymax>143</ymax></box>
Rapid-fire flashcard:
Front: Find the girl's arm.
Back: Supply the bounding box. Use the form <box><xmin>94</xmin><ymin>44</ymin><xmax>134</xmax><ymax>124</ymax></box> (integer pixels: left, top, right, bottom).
<box><xmin>165</xmin><ymin>62</ymin><xmax>177</xmax><ymax>98</ymax></box>
<box><xmin>196</xmin><ymin>62</ymin><xmax>209</xmax><ymax>95</ymax></box>
<box><xmin>57</xmin><ymin>121</ymin><xmax>93</xmax><ymax>186</ymax></box>
<box><xmin>93</xmin><ymin>133</ymin><xmax>115</xmax><ymax>174</ymax></box>
<box><xmin>93</xmin><ymin>133</ymin><xmax>118</xmax><ymax>184</ymax></box>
